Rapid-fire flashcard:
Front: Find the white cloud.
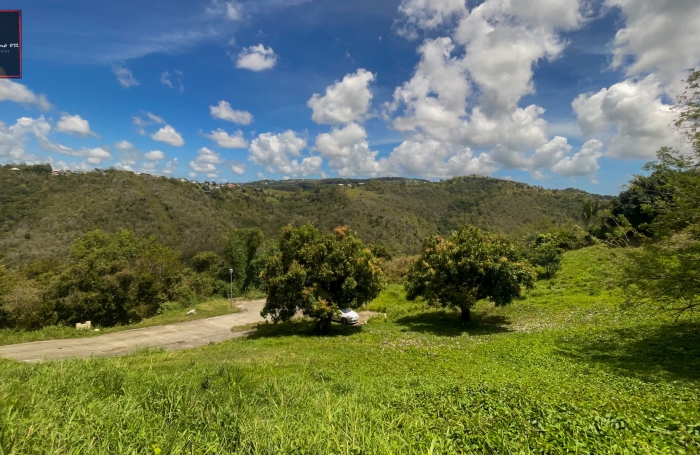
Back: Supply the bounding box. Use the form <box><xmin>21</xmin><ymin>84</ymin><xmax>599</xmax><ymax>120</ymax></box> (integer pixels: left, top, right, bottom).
<box><xmin>607</xmin><ymin>0</ymin><xmax>700</xmax><ymax>92</ymax></box>
<box><xmin>388</xmin><ymin>138</ymin><xmax>497</xmax><ymax>178</ymax></box>
<box><xmin>112</xmin><ymin>65</ymin><xmax>139</xmax><ymax>88</ymax></box>
<box><xmin>308</xmin><ymin>69</ymin><xmax>376</xmax><ymax>125</ymax></box>
<box><xmin>206</xmin><ymin>0</ymin><xmax>243</xmax><ymax>21</ymax></box>
<box><xmin>552</xmin><ymin>139</ymin><xmax>604</xmax><ymax>177</ymax></box>
<box><xmin>151</xmin><ymin>125</ymin><xmax>184</xmax><ymax>147</ymax></box>
<box><xmin>144</xmin><ymin>150</ymin><xmax>165</xmax><ymax>161</ymax></box>
<box><xmin>249</xmin><ymin>130</ymin><xmax>321</xmax><ymax>176</ymax></box>
<box><xmin>0</xmin><ymin>80</ymin><xmax>51</xmax><ymax>110</ymax></box>
<box><xmin>314</xmin><ymin>123</ymin><xmax>388</xmax><ymax>177</ymax></box>
<box><xmin>396</xmin><ymin>0</ymin><xmax>467</xmax><ymax>39</ymax></box>
<box><xmin>205</xmin><ymin>128</ymin><xmax>248</xmax><ymax>148</ymax></box>
<box><xmin>231</xmin><ymin>163</ymin><xmax>246</xmax><ymax>175</ymax></box>
<box><xmin>162</xmin><ymin>158</ymin><xmax>178</xmax><ymax>175</ymax></box>
<box><xmin>210</xmin><ymin>101</ymin><xmax>253</xmax><ymax>124</ymax></box>
<box><xmin>161</xmin><ymin>70</ymin><xmax>184</xmax><ymax>93</ymax></box>
<box><xmin>132</xmin><ymin>112</ymin><xmax>166</xmax><ymax>135</ymax></box>
<box><xmin>189</xmin><ymin>147</ymin><xmax>225</xmax><ymax>173</ymax></box>
<box><xmin>0</xmin><ymin>116</ymin><xmax>113</xmax><ymax>164</ymax></box>
<box><xmin>225</xmin><ymin>1</ymin><xmax>242</xmax><ymax>20</ymax></box>
<box><xmin>235</xmin><ymin>44</ymin><xmax>277</xmax><ymax>71</ymax></box>
<box><xmin>387</xmin><ymin>38</ymin><xmax>470</xmax><ymax>140</ymax></box>
<box><xmin>56</xmin><ymin>114</ymin><xmax>99</xmax><ymax>138</ymax></box>
<box><xmin>572</xmin><ymin>76</ymin><xmax>677</xmax><ymax>159</ymax></box>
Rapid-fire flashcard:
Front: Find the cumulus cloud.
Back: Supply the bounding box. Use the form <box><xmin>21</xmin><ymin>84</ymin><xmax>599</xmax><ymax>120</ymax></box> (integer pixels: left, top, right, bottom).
<box><xmin>162</xmin><ymin>158</ymin><xmax>178</xmax><ymax>175</ymax></box>
<box><xmin>151</xmin><ymin>125</ymin><xmax>184</xmax><ymax>147</ymax></box>
<box><xmin>249</xmin><ymin>131</ymin><xmax>321</xmax><ymax>176</ymax></box>
<box><xmin>204</xmin><ymin>128</ymin><xmax>248</xmax><ymax>148</ymax></box>
<box><xmin>308</xmin><ymin>69</ymin><xmax>376</xmax><ymax>125</ymax></box>
<box><xmin>0</xmin><ymin>116</ymin><xmax>113</xmax><ymax>165</ymax></box>
<box><xmin>607</xmin><ymin>0</ymin><xmax>700</xmax><ymax>92</ymax></box>
<box><xmin>56</xmin><ymin>114</ymin><xmax>99</xmax><ymax>137</ymax></box>
<box><xmin>161</xmin><ymin>70</ymin><xmax>184</xmax><ymax>93</ymax></box>
<box><xmin>552</xmin><ymin>139</ymin><xmax>604</xmax><ymax>177</ymax></box>
<box><xmin>189</xmin><ymin>147</ymin><xmax>225</xmax><ymax>173</ymax></box>
<box><xmin>112</xmin><ymin>65</ymin><xmax>139</xmax><ymax>88</ymax></box>
<box><xmin>144</xmin><ymin>150</ymin><xmax>165</xmax><ymax>161</ymax></box>
<box><xmin>388</xmin><ymin>138</ymin><xmax>497</xmax><ymax>178</ymax></box>
<box><xmin>0</xmin><ymin>80</ymin><xmax>51</xmax><ymax>110</ymax></box>
<box><xmin>231</xmin><ymin>163</ymin><xmax>246</xmax><ymax>175</ymax></box>
<box><xmin>132</xmin><ymin>112</ymin><xmax>166</xmax><ymax>135</ymax></box>
<box><xmin>396</xmin><ymin>0</ymin><xmax>467</xmax><ymax>39</ymax></box>
<box><xmin>210</xmin><ymin>101</ymin><xmax>253</xmax><ymax>124</ymax></box>
<box><xmin>572</xmin><ymin>76</ymin><xmax>677</xmax><ymax>159</ymax></box>
<box><xmin>315</xmin><ymin>123</ymin><xmax>388</xmax><ymax>177</ymax></box>
<box><xmin>206</xmin><ymin>0</ymin><xmax>243</xmax><ymax>21</ymax></box>
<box><xmin>235</xmin><ymin>45</ymin><xmax>277</xmax><ymax>71</ymax></box>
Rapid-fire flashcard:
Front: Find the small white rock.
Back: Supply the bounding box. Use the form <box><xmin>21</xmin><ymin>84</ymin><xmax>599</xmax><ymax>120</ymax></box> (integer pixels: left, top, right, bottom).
<box><xmin>186</xmin><ymin>309</ymin><xmax>196</xmax><ymax>315</ymax></box>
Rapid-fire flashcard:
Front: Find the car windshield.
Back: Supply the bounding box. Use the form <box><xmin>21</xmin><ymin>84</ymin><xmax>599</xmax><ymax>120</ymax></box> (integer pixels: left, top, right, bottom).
<box><xmin>340</xmin><ymin>308</ymin><xmax>352</xmax><ymax>313</ymax></box>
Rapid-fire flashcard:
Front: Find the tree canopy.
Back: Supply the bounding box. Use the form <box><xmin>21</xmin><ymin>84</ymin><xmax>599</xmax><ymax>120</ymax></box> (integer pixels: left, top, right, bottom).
<box><xmin>405</xmin><ymin>225</ymin><xmax>536</xmax><ymax>322</ymax></box>
<box><xmin>261</xmin><ymin>224</ymin><xmax>385</xmax><ymax>333</ymax></box>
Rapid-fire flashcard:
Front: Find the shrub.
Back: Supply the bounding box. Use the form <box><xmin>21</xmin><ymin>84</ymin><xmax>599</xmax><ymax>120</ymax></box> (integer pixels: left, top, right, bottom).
<box><xmin>378</xmin><ymin>256</ymin><xmax>418</xmax><ymax>284</ymax></box>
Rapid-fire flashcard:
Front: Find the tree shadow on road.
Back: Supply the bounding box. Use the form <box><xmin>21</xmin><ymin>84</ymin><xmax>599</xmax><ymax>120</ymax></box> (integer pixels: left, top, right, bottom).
<box><xmin>555</xmin><ymin>321</ymin><xmax>700</xmax><ymax>382</ymax></box>
<box><xmin>395</xmin><ymin>310</ymin><xmax>512</xmax><ymax>337</ymax></box>
<box><xmin>245</xmin><ymin>319</ymin><xmax>363</xmax><ymax>339</ymax></box>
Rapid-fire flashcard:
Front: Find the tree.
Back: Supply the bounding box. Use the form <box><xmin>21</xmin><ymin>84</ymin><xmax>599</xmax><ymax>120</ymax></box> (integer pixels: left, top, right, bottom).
<box><xmin>527</xmin><ymin>241</ymin><xmax>563</xmax><ymax>278</ymax></box>
<box><xmin>405</xmin><ymin>225</ymin><xmax>536</xmax><ymax>322</ymax></box>
<box><xmin>223</xmin><ymin>228</ymin><xmax>264</xmax><ymax>294</ymax></box>
<box><xmin>48</xmin><ymin>230</ymin><xmax>187</xmax><ymax>326</ymax></box>
<box><xmin>260</xmin><ymin>224</ymin><xmax>385</xmax><ymax>333</ymax></box>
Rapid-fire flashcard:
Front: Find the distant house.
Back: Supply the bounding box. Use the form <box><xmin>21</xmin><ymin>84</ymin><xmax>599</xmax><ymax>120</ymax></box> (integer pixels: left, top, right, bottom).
<box><xmin>337</xmin><ymin>183</ymin><xmax>345</xmax><ymax>186</ymax></box>
<box><xmin>9</xmin><ymin>167</ymin><xmax>19</xmax><ymax>171</ymax></box>
<box><xmin>74</xmin><ymin>169</ymin><xmax>86</xmax><ymax>175</ymax></box>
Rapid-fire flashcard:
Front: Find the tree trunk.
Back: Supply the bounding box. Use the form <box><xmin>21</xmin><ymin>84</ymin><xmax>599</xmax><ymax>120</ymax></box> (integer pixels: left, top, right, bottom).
<box><xmin>460</xmin><ymin>306</ymin><xmax>471</xmax><ymax>323</ymax></box>
<box><xmin>316</xmin><ymin>317</ymin><xmax>332</xmax><ymax>335</ymax></box>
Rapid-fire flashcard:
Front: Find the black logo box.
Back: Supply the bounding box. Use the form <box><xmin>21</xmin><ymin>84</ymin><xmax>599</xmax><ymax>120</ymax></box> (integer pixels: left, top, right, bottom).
<box><xmin>0</xmin><ymin>10</ymin><xmax>22</xmax><ymax>78</ymax></box>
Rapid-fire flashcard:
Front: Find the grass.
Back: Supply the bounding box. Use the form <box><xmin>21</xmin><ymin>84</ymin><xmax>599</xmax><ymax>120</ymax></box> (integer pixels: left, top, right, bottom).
<box><xmin>1</xmin><ymin>246</ymin><xmax>700</xmax><ymax>453</ymax></box>
<box><xmin>0</xmin><ymin>296</ymin><xmax>252</xmax><ymax>346</ymax></box>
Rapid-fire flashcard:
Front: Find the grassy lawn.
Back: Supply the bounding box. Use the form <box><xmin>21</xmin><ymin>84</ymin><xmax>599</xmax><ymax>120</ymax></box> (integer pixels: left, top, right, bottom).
<box><xmin>1</xmin><ymin>246</ymin><xmax>699</xmax><ymax>453</ymax></box>
<box><xmin>0</xmin><ymin>296</ymin><xmax>254</xmax><ymax>346</ymax></box>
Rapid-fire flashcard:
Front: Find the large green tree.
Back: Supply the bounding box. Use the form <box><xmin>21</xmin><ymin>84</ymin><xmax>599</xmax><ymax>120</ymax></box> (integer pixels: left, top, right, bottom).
<box><xmin>619</xmin><ymin>70</ymin><xmax>700</xmax><ymax>317</ymax></box>
<box><xmin>405</xmin><ymin>225</ymin><xmax>536</xmax><ymax>322</ymax></box>
<box><xmin>260</xmin><ymin>224</ymin><xmax>384</xmax><ymax>333</ymax></box>
<box><xmin>223</xmin><ymin>228</ymin><xmax>264</xmax><ymax>294</ymax></box>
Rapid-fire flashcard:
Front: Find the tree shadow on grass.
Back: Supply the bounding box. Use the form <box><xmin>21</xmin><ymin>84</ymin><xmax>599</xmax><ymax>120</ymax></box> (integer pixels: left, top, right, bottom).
<box><xmin>245</xmin><ymin>319</ymin><xmax>363</xmax><ymax>339</ymax></box>
<box><xmin>556</xmin><ymin>321</ymin><xmax>700</xmax><ymax>382</ymax></box>
<box><xmin>395</xmin><ymin>310</ymin><xmax>512</xmax><ymax>337</ymax></box>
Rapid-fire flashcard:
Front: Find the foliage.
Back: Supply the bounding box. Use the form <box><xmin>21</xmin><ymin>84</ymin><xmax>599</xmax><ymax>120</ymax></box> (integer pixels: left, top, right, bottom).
<box><xmin>581</xmin><ymin>199</ymin><xmax>599</xmax><ymax>228</ymax></box>
<box><xmin>45</xmin><ymin>230</ymin><xmax>188</xmax><ymax>327</ymax></box>
<box><xmin>378</xmin><ymin>255</ymin><xmax>418</xmax><ymax>284</ymax></box>
<box><xmin>620</xmin><ymin>234</ymin><xmax>700</xmax><ymax>317</ymax></box>
<box><xmin>190</xmin><ymin>251</ymin><xmax>223</xmax><ymax>274</ymax></box>
<box><xmin>405</xmin><ymin>225</ymin><xmax>536</xmax><ymax>322</ymax></box>
<box><xmin>261</xmin><ymin>224</ymin><xmax>384</xmax><ymax>332</ymax></box>
<box><xmin>223</xmin><ymin>228</ymin><xmax>264</xmax><ymax>294</ymax></box>
<box><xmin>609</xmin><ymin>171</ymin><xmax>671</xmax><ymax>234</ymax></box>
<box><xmin>527</xmin><ymin>241</ymin><xmax>563</xmax><ymax>278</ymax></box>
<box><xmin>246</xmin><ymin>240</ymin><xmax>279</xmax><ymax>292</ymax></box>
<box><xmin>370</xmin><ymin>243</ymin><xmax>392</xmax><ymax>261</ymax></box>
<box><xmin>673</xmin><ymin>68</ymin><xmax>700</xmax><ymax>154</ymax></box>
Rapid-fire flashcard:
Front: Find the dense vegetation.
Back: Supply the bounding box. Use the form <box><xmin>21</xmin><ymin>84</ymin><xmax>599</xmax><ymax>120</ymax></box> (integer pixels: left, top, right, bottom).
<box><xmin>0</xmin><ymin>167</ymin><xmax>604</xmax><ymax>266</ymax></box>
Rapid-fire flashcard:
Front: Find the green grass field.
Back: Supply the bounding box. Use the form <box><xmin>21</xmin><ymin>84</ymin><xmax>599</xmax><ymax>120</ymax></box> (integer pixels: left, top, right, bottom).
<box><xmin>1</xmin><ymin>246</ymin><xmax>699</xmax><ymax>453</ymax></box>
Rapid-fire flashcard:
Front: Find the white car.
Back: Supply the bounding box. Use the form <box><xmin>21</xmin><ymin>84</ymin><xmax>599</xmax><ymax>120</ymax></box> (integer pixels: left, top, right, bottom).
<box><xmin>332</xmin><ymin>308</ymin><xmax>359</xmax><ymax>325</ymax></box>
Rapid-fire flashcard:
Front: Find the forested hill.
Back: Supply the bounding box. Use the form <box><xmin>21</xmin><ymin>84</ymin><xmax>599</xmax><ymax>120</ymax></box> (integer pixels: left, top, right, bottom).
<box><xmin>0</xmin><ymin>165</ymin><xmax>607</xmax><ymax>266</ymax></box>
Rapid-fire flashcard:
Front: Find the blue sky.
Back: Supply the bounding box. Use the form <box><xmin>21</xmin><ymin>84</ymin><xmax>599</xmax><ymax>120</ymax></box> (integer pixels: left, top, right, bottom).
<box><xmin>1</xmin><ymin>0</ymin><xmax>699</xmax><ymax>195</ymax></box>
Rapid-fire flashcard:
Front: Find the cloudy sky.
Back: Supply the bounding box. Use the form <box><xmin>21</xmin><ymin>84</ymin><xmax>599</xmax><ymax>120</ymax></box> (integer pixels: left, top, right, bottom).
<box><xmin>1</xmin><ymin>0</ymin><xmax>699</xmax><ymax>194</ymax></box>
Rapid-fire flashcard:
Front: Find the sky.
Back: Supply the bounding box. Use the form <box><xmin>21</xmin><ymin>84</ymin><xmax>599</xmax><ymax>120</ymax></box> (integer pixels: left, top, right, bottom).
<box><xmin>1</xmin><ymin>0</ymin><xmax>699</xmax><ymax>195</ymax></box>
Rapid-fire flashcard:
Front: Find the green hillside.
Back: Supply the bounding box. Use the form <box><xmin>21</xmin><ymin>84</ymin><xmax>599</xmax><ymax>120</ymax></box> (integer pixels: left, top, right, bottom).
<box><xmin>0</xmin><ymin>165</ymin><xmax>606</xmax><ymax>266</ymax></box>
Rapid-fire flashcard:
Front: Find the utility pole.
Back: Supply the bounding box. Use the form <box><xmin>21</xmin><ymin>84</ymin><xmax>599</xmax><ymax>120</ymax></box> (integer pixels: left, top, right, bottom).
<box><xmin>229</xmin><ymin>268</ymin><xmax>234</xmax><ymax>311</ymax></box>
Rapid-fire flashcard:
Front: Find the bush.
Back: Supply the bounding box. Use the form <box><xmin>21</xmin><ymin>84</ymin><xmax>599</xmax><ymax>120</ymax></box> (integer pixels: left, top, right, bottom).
<box><xmin>528</xmin><ymin>242</ymin><xmax>563</xmax><ymax>278</ymax></box>
<box><xmin>378</xmin><ymin>256</ymin><xmax>418</xmax><ymax>284</ymax></box>
<box><xmin>1</xmin><ymin>280</ymin><xmax>55</xmax><ymax>329</ymax></box>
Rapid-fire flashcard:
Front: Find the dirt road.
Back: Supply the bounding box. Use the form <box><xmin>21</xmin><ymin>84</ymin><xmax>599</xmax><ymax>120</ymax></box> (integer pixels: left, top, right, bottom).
<box><xmin>0</xmin><ymin>299</ymin><xmax>267</xmax><ymax>363</ymax></box>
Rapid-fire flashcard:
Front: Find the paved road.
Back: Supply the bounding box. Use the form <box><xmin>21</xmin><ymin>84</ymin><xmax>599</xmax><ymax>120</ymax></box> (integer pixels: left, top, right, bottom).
<box><xmin>0</xmin><ymin>299</ymin><xmax>267</xmax><ymax>363</ymax></box>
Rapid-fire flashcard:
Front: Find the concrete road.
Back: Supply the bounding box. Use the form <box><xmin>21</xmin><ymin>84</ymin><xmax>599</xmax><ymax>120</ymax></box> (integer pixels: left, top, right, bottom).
<box><xmin>0</xmin><ymin>299</ymin><xmax>267</xmax><ymax>363</ymax></box>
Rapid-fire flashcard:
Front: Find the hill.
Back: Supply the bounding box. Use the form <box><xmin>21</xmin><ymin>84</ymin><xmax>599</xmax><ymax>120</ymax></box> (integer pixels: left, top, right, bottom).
<box><xmin>0</xmin><ymin>165</ymin><xmax>607</xmax><ymax>266</ymax></box>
